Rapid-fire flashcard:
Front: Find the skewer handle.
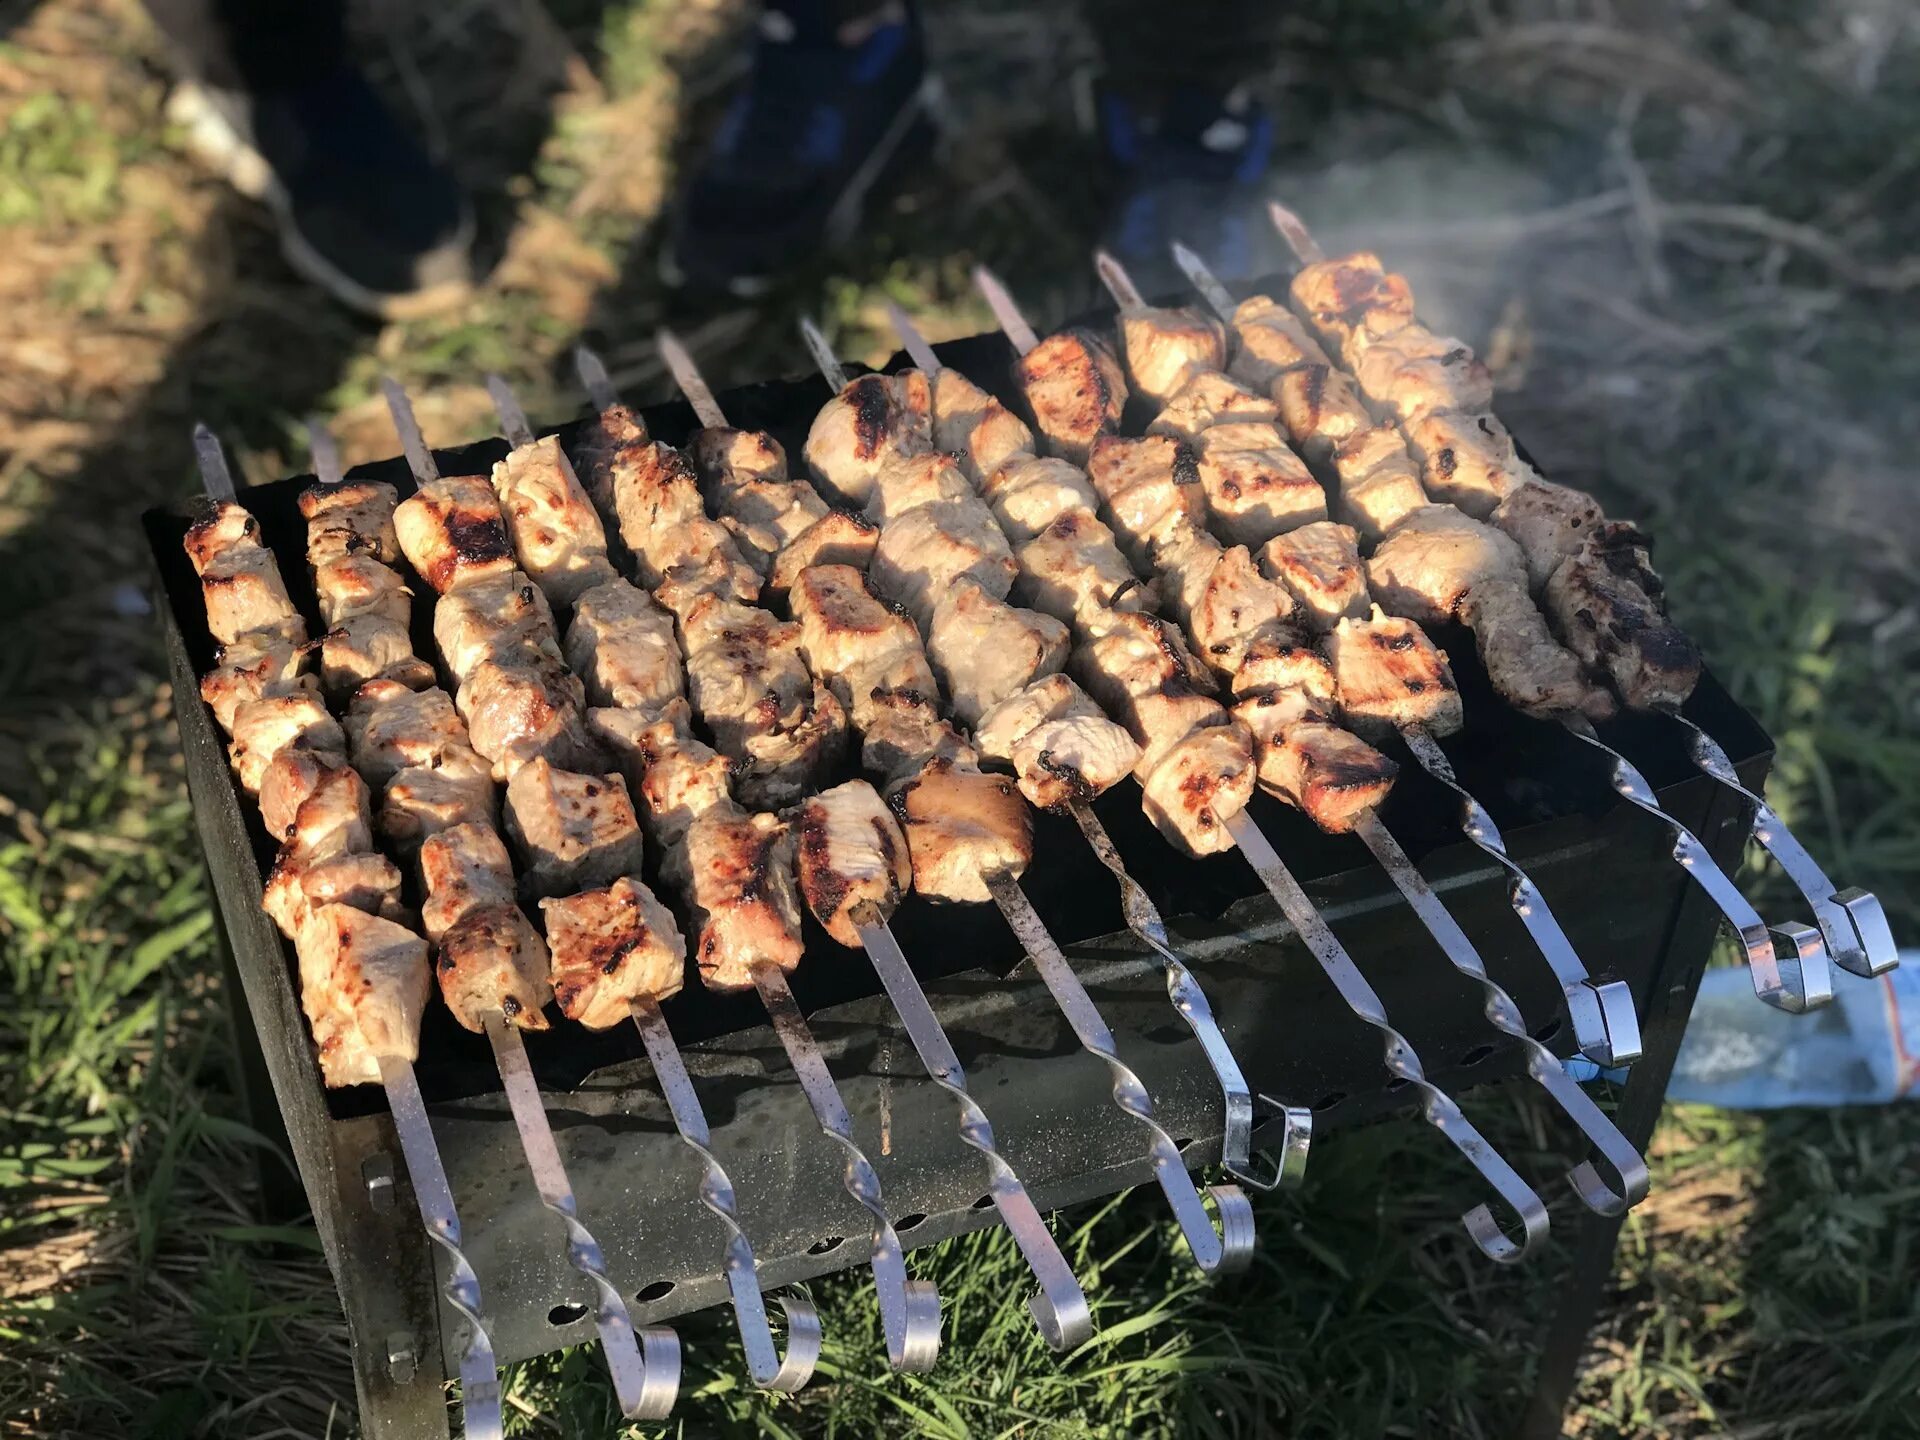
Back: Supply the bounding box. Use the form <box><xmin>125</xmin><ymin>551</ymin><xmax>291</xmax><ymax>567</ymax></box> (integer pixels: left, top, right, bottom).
<box><xmin>377</xmin><ymin>1054</ymin><xmax>504</xmax><ymax>1440</ymax></box>
<box><xmin>752</xmin><ymin>965</ymin><xmax>941</xmax><ymax>1372</ymax></box>
<box><xmin>797</xmin><ymin>317</ymin><xmax>851</xmax><ymax>392</ymax></box>
<box><xmin>1399</xmin><ymin>725</ymin><xmax>1642</xmax><ymax>1066</ymax></box>
<box><xmin>484</xmin><ymin>1014</ymin><xmax>680</xmax><ymax>1418</ymax></box>
<box><xmin>1224</xmin><ymin>810</ymin><xmax>1550</xmax><ymax>1263</ymax></box>
<box><xmin>655</xmin><ymin>330</ymin><xmax>732</xmax><ymax>430</ymax></box>
<box><xmin>573</xmin><ymin>345</ymin><xmax>622</xmax><ymax>414</ymax></box>
<box><xmin>971</xmin><ymin>265</ymin><xmax>1041</xmax><ymax>356</ymax></box>
<box><xmin>986</xmin><ymin>874</ymin><xmax>1255</xmax><ymax>1277</ymax></box>
<box><xmin>1068</xmin><ymin>800</ymin><xmax>1308</xmax><ymax>1192</ymax></box>
<box><xmin>854</xmin><ymin>916</ymin><xmax>1094</xmax><ymax>1351</ymax></box>
<box><xmin>193</xmin><ymin>423</ymin><xmax>237</xmax><ymax>501</ymax></box>
<box><xmin>306</xmin><ymin>416</ymin><xmax>345</xmax><ymax>487</ymax></box>
<box><xmin>1092</xmin><ymin>249</ymin><xmax>1148</xmax><ymax>311</ymax></box>
<box><xmin>379</xmin><ymin>378</ymin><xmax>441</xmax><ymax>484</ymax></box>
<box><xmin>1352</xmin><ymin>815</ymin><xmax>1648</xmax><ymax>1215</ymax></box>
<box><xmin>629</xmin><ymin>999</ymin><xmax>821</xmax><ymax>1391</ymax></box>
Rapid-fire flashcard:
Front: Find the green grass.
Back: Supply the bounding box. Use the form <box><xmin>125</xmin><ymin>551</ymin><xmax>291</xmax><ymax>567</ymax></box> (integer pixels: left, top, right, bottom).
<box><xmin>4</xmin><ymin>0</ymin><xmax>1920</xmax><ymax>1436</ymax></box>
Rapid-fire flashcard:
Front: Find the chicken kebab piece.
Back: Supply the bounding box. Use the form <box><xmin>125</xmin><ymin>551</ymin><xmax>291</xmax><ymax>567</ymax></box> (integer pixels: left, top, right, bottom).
<box><xmin>576</xmin><ymin>346</ymin><xmax>1095</xmax><ymax>1351</ymax></box>
<box><xmin>716</xmin><ymin>322</ymin><xmax>1254</xmax><ymax>1279</ymax></box>
<box><xmin>487</xmin><ymin>375</ymin><xmax>942</xmax><ymax>1377</ymax></box>
<box><xmin>184</xmin><ymin>428</ymin><xmax>504</xmax><ymax>1440</ymax></box>
<box><xmin>1263</xmin><ymin>207</ymin><xmax>1880</xmax><ymax>994</ymax></box>
<box><xmin>1128</xmin><ymin>250</ymin><xmax>1643</xmax><ymax>1071</ymax></box>
<box><xmin>307</xmin><ymin>413</ymin><xmax>683</xmax><ymax>1419</ymax></box>
<box><xmin>864</xmin><ymin>309</ymin><xmax>1312</xmax><ymax>1194</ymax></box>
<box><xmin>384</xmin><ymin>381</ymin><xmax>821</xmax><ymax>1392</ymax></box>
<box><xmin>971</xmin><ymin>267</ymin><xmax>1557</xmax><ymax>1259</ymax></box>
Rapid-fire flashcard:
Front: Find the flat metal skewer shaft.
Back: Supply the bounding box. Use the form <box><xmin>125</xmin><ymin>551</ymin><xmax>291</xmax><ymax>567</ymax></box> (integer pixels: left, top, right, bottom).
<box><xmin>854</xmin><ymin>914</ymin><xmax>1094</xmax><ymax>1351</ymax></box>
<box><xmin>751</xmin><ymin>964</ymin><xmax>941</xmax><ymax>1372</ymax></box>
<box><xmin>629</xmin><ymin>998</ymin><xmax>821</xmax><ymax>1391</ymax></box>
<box><xmin>484</xmin><ymin>1014</ymin><xmax>680</xmax><ymax>1417</ymax></box>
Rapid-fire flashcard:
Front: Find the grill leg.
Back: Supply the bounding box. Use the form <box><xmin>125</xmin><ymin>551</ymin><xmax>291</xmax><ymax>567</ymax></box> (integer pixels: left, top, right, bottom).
<box><xmin>1514</xmin><ymin>769</ymin><xmax>1753</xmax><ymax>1439</ymax></box>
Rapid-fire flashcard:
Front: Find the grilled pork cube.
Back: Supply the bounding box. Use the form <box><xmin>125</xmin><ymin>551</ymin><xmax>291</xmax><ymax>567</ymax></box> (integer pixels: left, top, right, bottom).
<box><xmin>931</xmin><ymin>367</ymin><xmax>1034</xmax><ymax>481</ymax></box>
<box><xmin>313</xmin><ymin>555</ymin><xmax>410</xmax><ymax>629</ymax></box>
<box><xmin>265</xmin><ymin>848</ymin><xmax>405</xmax><ymax>942</ymax></box>
<box><xmin>767</xmin><ymin>509</ymin><xmax>881</xmax><ymax>600</ymax></box>
<box><xmin>300</xmin><ymin>481</ymin><xmax>401</xmax><ymax>568</ymax></box>
<box><xmin>890</xmin><ymin>759</ymin><xmax>1031</xmax><ymax>902</ymax></box>
<box><xmin>790</xmin><ymin>565</ymin><xmax>924</xmax><ymax>697</ymax></box>
<box><xmin>1148</xmin><ymin>370</ymin><xmax>1278</xmax><ymax>444</ymax></box>
<box><xmin>928</xmin><ymin>578</ymin><xmax>1069</xmax><ymax>727</ymax></box>
<box><xmin>346</xmin><ymin>680</ymin><xmax>474</xmax><ymax>786</ymax></box>
<box><xmin>571</xmin><ymin>402</ymin><xmax>651</xmax><ymax>504</ymax></box>
<box><xmin>794</xmin><ymin>780</ymin><xmax>911</xmax><ymax>945</ymax></box>
<box><xmin>979</xmin><ymin>455</ymin><xmax>1102</xmax><ymax>544</ymax></box>
<box><xmin>418</xmin><ymin>821</ymin><xmax>515</xmax><ymax>941</ymax></box>
<box><xmin>543</xmin><ymin>877</ymin><xmax>686</xmax><ymax>1026</ymax></box>
<box><xmin>1324</xmin><ymin>609</ymin><xmax>1463</xmax><ymax>739</ymax></box>
<box><xmin>866</xmin><ymin>450</ymin><xmax>974</xmax><ymax>524</ymax></box>
<box><xmin>600</xmin><ymin>445</ymin><xmax>719</xmax><ymax>586</ymax></box>
<box><xmin>1013</xmin><ymin>327</ymin><xmax>1128</xmax><ymax>465</ymax></box>
<box><xmin>1118</xmin><ymin>305</ymin><xmax>1228</xmax><ymax>404</ymax></box>
<box><xmin>1366</xmin><ymin>502</ymin><xmax>1521</xmax><ymax>621</ymax></box>
<box><xmin>678</xmin><ymin>593</ymin><xmax>841</xmax><ymax>801</ymax></box>
<box><xmin>1491</xmin><ymin>479</ymin><xmax>1605</xmax><ymax>590</ymax></box>
<box><xmin>434</xmin><ymin>903</ymin><xmax>551</xmax><ymax>1032</ymax></box>
<box><xmin>1354</xmin><ymin>328</ymin><xmax>1495</xmax><ymax>425</ymax></box>
<box><xmin>1244</xmin><ymin>715</ymin><xmax>1396</xmax><ymax>834</ymax></box>
<box><xmin>276</xmin><ymin>760</ymin><xmax>373</xmax><ymax>860</ymax></box>
<box><xmin>587</xmin><ymin>702</ymin><xmax>732</xmax><ymax>862</ymax></box>
<box><xmin>380</xmin><ymin>755</ymin><xmax>497</xmax><ymax>850</ymax></box>
<box><xmin>230</xmin><ymin>692</ymin><xmax>345</xmax><ymax>795</ymax></box>
<box><xmin>432</xmin><ymin>571</ymin><xmax>559</xmax><ymax>683</ymax></box>
<box><xmin>684</xmin><ymin>805</ymin><xmax>804</xmax><ymax>991</ymax></box>
<box><xmin>1232</xmin><ymin>635</ymin><xmax>1340</xmax><ymax>704</ymax></box>
<box><xmin>869</xmin><ymin>499</ymin><xmax>1019</xmax><ymax>632</ymax></box>
<box><xmin>319</xmin><ymin>615</ymin><xmax>433</xmax><ymax>698</ymax></box>
<box><xmin>1073</xmin><ymin>614</ymin><xmax>1228</xmax><ymax>766</ymax></box>
<box><xmin>1543</xmin><ymin>527</ymin><xmax>1701</xmax><ymax>712</ymax></box>
<box><xmin>738</xmin><ymin>681</ymin><xmax>847</xmax><ymax>813</ymax></box>
<box><xmin>1017</xmin><ymin>511</ymin><xmax>1156</xmax><ymax>633</ymax></box>
<box><xmin>652</xmin><ymin>534</ymin><xmax>763</xmax><ymax>615</ymax></box>
<box><xmin>803</xmin><ymin>371</ymin><xmax>933</xmax><ymax>508</ymax></box>
<box><xmin>1334</xmin><ymin>453</ymin><xmax>1428</xmax><ymax>542</ymax></box>
<box><xmin>504</xmin><ymin>759</ymin><xmax>644</xmax><ymax>898</ymax></box>
<box><xmin>1260</xmin><ymin>521</ymin><xmax>1369</xmax><ymax>631</ymax></box>
<box><xmin>490</xmin><ymin>435</ymin><xmax>619</xmax><ymax>606</ymax></box>
<box><xmin>196</xmin><ymin>547</ymin><xmax>305</xmax><ymax>649</ymax></box>
<box><xmin>260</xmin><ymin>747</ymin><xmax>346</xmax><ymax>843</ymax></box>
<box><xmin>700</xmin><ymin>447</ymin><xmax>828</xmax><ymax>580</ymax></box>
<box><xmin>1288</xmin><ymin>251</ymin><xmax>1416</xmax><ymax>353</ymax></box>
<box><xmin>1225</xmin><ymin>295</ymin><xmax>1331</xmax><ymax>389</ymax></box>
<box><xmin>1086</xmin><ymin>434</ymin><xmax>1207</xmax><ymax>564</ymax></box>
<box><xmin>974</xmin><ymin>673</ymin><xmax>1140</xmax><ymax>809</ymax></box>
<box><xmin>1137</xmin><ymin>720</ymin><xmax>1256</xmax><ymax>855</ymax></box>
<box><xmin>1275</xmin><ymin>364</ymin><xmax>1374</xmax><ymax>461</ymax></box>
<box><xmin>563</xmin><ymin>578</ymin><xmax>682</xmax><ymax>713</ymax></box>
<box><xmin>1404</xmin><ymin>410</ymin><xmax>1528</xmax><ymax>518</ymax></box>
<box><xmin>393</xmin><ymin>475</ymin><xmax>517</xmax><ymax>596</ymax></box>
<box><xmin>295</xmin><ymin>904</ymin><xmax>430</xmax><ymax>1088</ymax></box>
<box><xmin>201</xmin><ymin>634</ymin><xmax>314</xmax><ymax>733</ymax></box>
<box><xmin>1463</xmin><ymin>580</ymin><xmax>1615</xmax><ymax>722</ymax></box>
<box><xmin>184</xmin><ymin>499</ymin><xmax>263</xmax><ymax>574</ymax></box>
<box><xmin>691</xmin><ymin>426</ymin><xmax>789</xmax><ymax>490</ymax></box>
<box><xmin>455</xmin><ymin>653</ymin><xmax>596</xmax><ymax>780</ymax></box>
<box><xmin>1191</xmin><ymin>422</ymin><xmax>1326</xmax><ymax>545</ymax></box>
<box><xmin>859</xmin><ymin>691</ymin><xmax>975</xmax><ymax>786</ymax></box>
<box><xmin>1159</xmin><ymin>536</ymin><xmax>1297</xmax><ymax>678</ymax></box>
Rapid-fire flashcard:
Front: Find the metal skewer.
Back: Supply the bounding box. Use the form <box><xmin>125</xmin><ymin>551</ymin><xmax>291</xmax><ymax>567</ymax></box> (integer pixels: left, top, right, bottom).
<box><xmin>797</xmin><ymin>316</ymin><xmax>1257</xmax><ymax>1277</ymax></box>
<box><xmin>1261</xmin><ymin>204</ymin><xmax>1844</xmax><ymax>1014</ymax></box>
<box><xmin>371</xmin><ymin>386</ymin><xmax>683</xmax><ymax>1416</ymax></box>
<box><xmin>193</xmin><ymin>424</ymin><xmax>504</xmax><ymax>1438</ymax></box>
<box><xmin>1167</xmin><ymin>241</ymin><xmax>1643</xmax><ymax>1068</ymax></box>
<box><xmin>879</xmin><ymin>300</ymin><xmax>1310</xmax><ymax>1193</ymax></box>
<box><xmin>971</xmin><ymin>268</ymin><xmax>1553</xmax><ymax>1262</ymax></box>
<box><xmin>585</xmin><ymin>337</ymin><xmax>1095</xmax><ymax>1350</ymax></box>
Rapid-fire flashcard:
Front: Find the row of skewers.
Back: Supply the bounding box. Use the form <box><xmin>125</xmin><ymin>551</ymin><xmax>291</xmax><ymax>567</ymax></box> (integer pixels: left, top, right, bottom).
<box><xmin>177</xmin><ymin>206</ymin><xmax>1890</xmax><ymax>1430</ymax></box>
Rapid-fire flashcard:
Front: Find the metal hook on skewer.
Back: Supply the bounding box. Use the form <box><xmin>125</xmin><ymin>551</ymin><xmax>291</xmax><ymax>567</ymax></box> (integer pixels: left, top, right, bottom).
<box><xmin>877</xmin><ymin>297</ymin><xmax>1308</xmax><ymax>1193</ymax></box>
<box><xmin>629</xmin><ymin>999</ymin><xmax>822</xmax><ymax>1391</ymax></box>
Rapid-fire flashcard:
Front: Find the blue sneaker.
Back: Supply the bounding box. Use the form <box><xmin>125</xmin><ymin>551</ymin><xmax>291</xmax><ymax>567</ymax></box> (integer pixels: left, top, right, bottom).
<box><xmin>1099</xmin><ymin>85</ymin><xmax>1279</xmax><ymax>294</ymax></box>
<box><xmin>664</xmin><ymin>2</ymin><xmax>931</xmax><ymax>296</ymax></box>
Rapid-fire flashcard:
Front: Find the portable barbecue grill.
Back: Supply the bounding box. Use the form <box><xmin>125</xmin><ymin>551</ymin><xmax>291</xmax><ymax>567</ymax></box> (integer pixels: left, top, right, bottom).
<box><xmin>149</xmin><ymin>278</ymin><xmax>1803</xmax><ymax>1440</ymax></box>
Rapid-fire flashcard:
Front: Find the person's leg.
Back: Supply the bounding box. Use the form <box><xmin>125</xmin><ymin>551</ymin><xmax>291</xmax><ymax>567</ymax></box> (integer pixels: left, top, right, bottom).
<box><xmin>149</xmin><ymin>0</ymin><xmax>474</xmax><ymax>317</ymax></box>
<box><xmin>664</xmin><ymin>0</ymin><xmax>932</xmax><ymax>296</ymax></box>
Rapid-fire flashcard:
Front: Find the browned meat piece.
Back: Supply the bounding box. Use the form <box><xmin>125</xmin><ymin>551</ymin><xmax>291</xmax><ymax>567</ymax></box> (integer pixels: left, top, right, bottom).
<box><xmin>930</xmin><ymin>367</ymin><xmax>1034</xmax><ymax>482</ymax></box>
<box><xmin>504</xmin><ymin>759</ymin><xmax>645</xmax><ymax>898</ymax></box>
<box><xmin>1404</xmin><ymin>410</ymin><xmax>1528</xmax><ymax>518</ymax></box>
<box><xmin>980</xmin><ymin>455</ymin><xmax>1102</xmax><ymax>544</ymax></box>
<box><xmin>802</xmin><ymin>371</ymin><xmax>933</xmax><ymax>508</ymax></box>
<box><xmin>1158</xmin><ymin>535</ymin><xmax>1297</xmax><ymax>678</ymax></box>
<box><xmin>380</xmin><ymin>757</ymin><xmax>497</xmax><ymax>850</ymax></box>
<box><xmin>1260</xmin><ymin>521</ymin><xmax>1369</xmax><ymax>631</ymax></box>
<box><xmin>295</xmin><ymin>904</ymin><xmax>430</xmax><ymax>1087</ymax></box>
<box><xmin>1464</xmin><ymin>581</ymin><xmax>1616</xmax><ymax>722</ymax></box>
<box><xmin>1323</xmin><ymin>609</ymin><xmax>1463</xmax><ymax>739</ymax></box>
<box><xmin>590</xmin><ymin>439</ymin><xmax>707</xmax><ymax>583</ymax></box>
<box><xmin>928</xmin><ymin>578</ymin><xmax>1069</xmax><ymax>727</ymax></box>
<box><xmin>265</xmin><ymin>848</ymin><xmax>405</xmax><ymax>943</ymax></box>
<box><xmin>1353</xmin><ymin>327</ymin><xmax>1495</xmax><ymax>425</ymax></box>
<box><xmin>432</xmin><ymin>571</ymin><xmax>560</xmax><ymax>683</ymax></box>
<box><xmin>436</xmin><ymin>903</ymin><xmax>552</xmax><ymax>1033</ymax></box>
<box><xmin>300</xmin><ymin>480</ymin><xmax>401</xmax><ymax>568</ymax></box>
<box><xmin>490</xmin><ymin>435</ymin><xmax>619</xmax><ymax>606</ymax></box>
<box><xmin>346</xmin><ymin>679</ymin><xmax>480</xmax><ymax>786</ymax></box>
<box><xmin>1288</xmin><ymin>252</ymin><xmax>1416</xmax><ymax>352</ymax></box>
<box><xmin>1148</xmin><ymin>370</ymin><xmax>1278</xmax><ymax>445</ymax></box>
<box><xmin>691</xmin><ymin>426</ymin><xmax>789</xmax><ymax>490</ymax></box>
<box><xmin>393</xmin><ymin>475</ymin><xmax>517</xmax><ymax>596</ymax></box>
<box><xmin>259</xmin><ymin>747</ymin><xmax>345</xmax><ymax>843</ymax></box>
<box><xmin>693</xmin><ymin>429</ymin><xmax>826</xmax><ymax>579</ymax></box>
<box><xmin>1244</xmin><ymin>717</ymin><xmax>1396</xmax><ymax>834</ymax></box>
<box><xmin>869</xmin><ymin>499</ymin><xmax>1019</xmax><ymax>631</ymax></box>
<box><xmin>1275</xmin><ymin>363</ymin><xmax>1374</xmax><ymax>462</ymax></box>
<box><xmin>263</xmin><ymin>760</ymin><xmax>377</xmax><ymax>907</ymax></box>
<box><xmin>1225</xmin><ymin>295</ymin><xmax>1331</xmax><ymax>390</ymax></box>
<box><xmin>866</xmin><ymin>450</ymin><xmax>975</xmax><ymax>524</ymax></box>
<box><xmin>795</xmin><ymin>780</ymin><xmax>912</xmax><ymax>945</ymax></box>
<box><xmin>652</xmin><ymin>535</ymin><xmax>764</xmax><ymax>614</ymax></box>
<box><xmin>973</xmin><ymin>674</ymin><xmax>1141</xmax><ymax>809</ymax></box>
<box><xmin>889</xmin><ymin>758</ymin><xmax>1031</xmax><ymax>902</ymax></box>
<box><xmin>1013</xmin><ymin>327</ymin><xmax>1128</xmax><ymax>465</ymax></box>
<box><xmin>1135</xmin><ymin>720</ymin><xmax>1256</xmax><ymax>856</ymax></box>
<box><xmin>456</xmin><ymin>652</ymin><xmax>596</xmax><ymax>780</ymax></box>
<box><xmin>544</xmin><ymin>877</ymin><xmax>687</xmax><ymax>1026</ymax></box>
<box><xmin>588</xmin><ymin>701</ymin><xmax>733</xmax><ymax>872</ymax></box>
<box><xmin>1331</xmin><ymin>430</ymin><xmax>1427</xmax><ymax>541</ymax></box>
<box><xmin>683</xmin><ymin>805</ymin><xmax>804</xmax><ymax>991</ymax></box>
<box><xmin>188</xmin><ymin>508</ymin><xmax>306</xmax><ymax>646</ymax></box>
<box><xmin>1491</xmin><ymin>478</ymin><xmax>1605</xmax><ymax>590</ymax></box>
<box><xmin>201</xmin><ymin>633</ymin><xmax>314</xmax><ymax>733</ymax></box>
<box><xmin>767</xmin><ymin>509</ymin><xmax>881</xmax><ymax>599</ymax></box>
<box><xmin>858</xmin><ymin>691</ymin><xmax>976</xmax><ymax>786</ymax></box>
<box><xmin>1086</xmin><ymin>434</ymin><xmax>1207</xmax><ymax>564</ymax></box>
<box><xmin>1542</xmin><ymin>525</ymin><xmax>1701</xmax><ymax>712</ymax></box>
<box><xmin>230</xmin><ymin>692</ymin><xmax>345</xmax><ymax>795</ymax></box>
<box><xmin>1190</xmin><ymin>422</ymin><xmax>1326</xmax><ymax>545</ymax></box>
<box><xmin>314</xmin><ymin>554</ymin><xmax>411</xmax><ymax>627</ymax></box>
<box><xmin>318</xmin><ymin>615</ymin><xmax>434</xmax><ymax>698</ymax></box>
<box><xmin>1016</xmin><ymin>510</ymin><xmax>1156</xmax><ymax>633</ymax></box>
<box><xmin>563</xmin><ymin>578</ymin><xmax>682</xmax><ymax>713</ymax></box>
<box><xmin>790</xmin><ymin>565</ymin><xmax>925</xmax><ymax>702</ymax></box>
<box><xmin>1117</xmin><ymin>305</ymin><xmax>1228</xmax><ymax>404</ymax></box>
<box><xmin>418</xmin><ymin>821</ymin><xmax>516</xmax><ymax>941</ymax></box>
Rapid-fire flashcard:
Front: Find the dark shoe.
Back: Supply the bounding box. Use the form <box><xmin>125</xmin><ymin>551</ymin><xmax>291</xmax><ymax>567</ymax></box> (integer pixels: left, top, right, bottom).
<box><xmin>1098</xmin><ymin>85</ymin><xmax>1279</xmax><ymax>295</ymax></box>
<box><xmin>663</xmin><ymin>2</ymin><xmax>930</xmax><ymax>296</ymax></box>
<box><xmin>169</xmin><ymin>68</ymin><xmax>474</xmax><ymax>318</ymax></box>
